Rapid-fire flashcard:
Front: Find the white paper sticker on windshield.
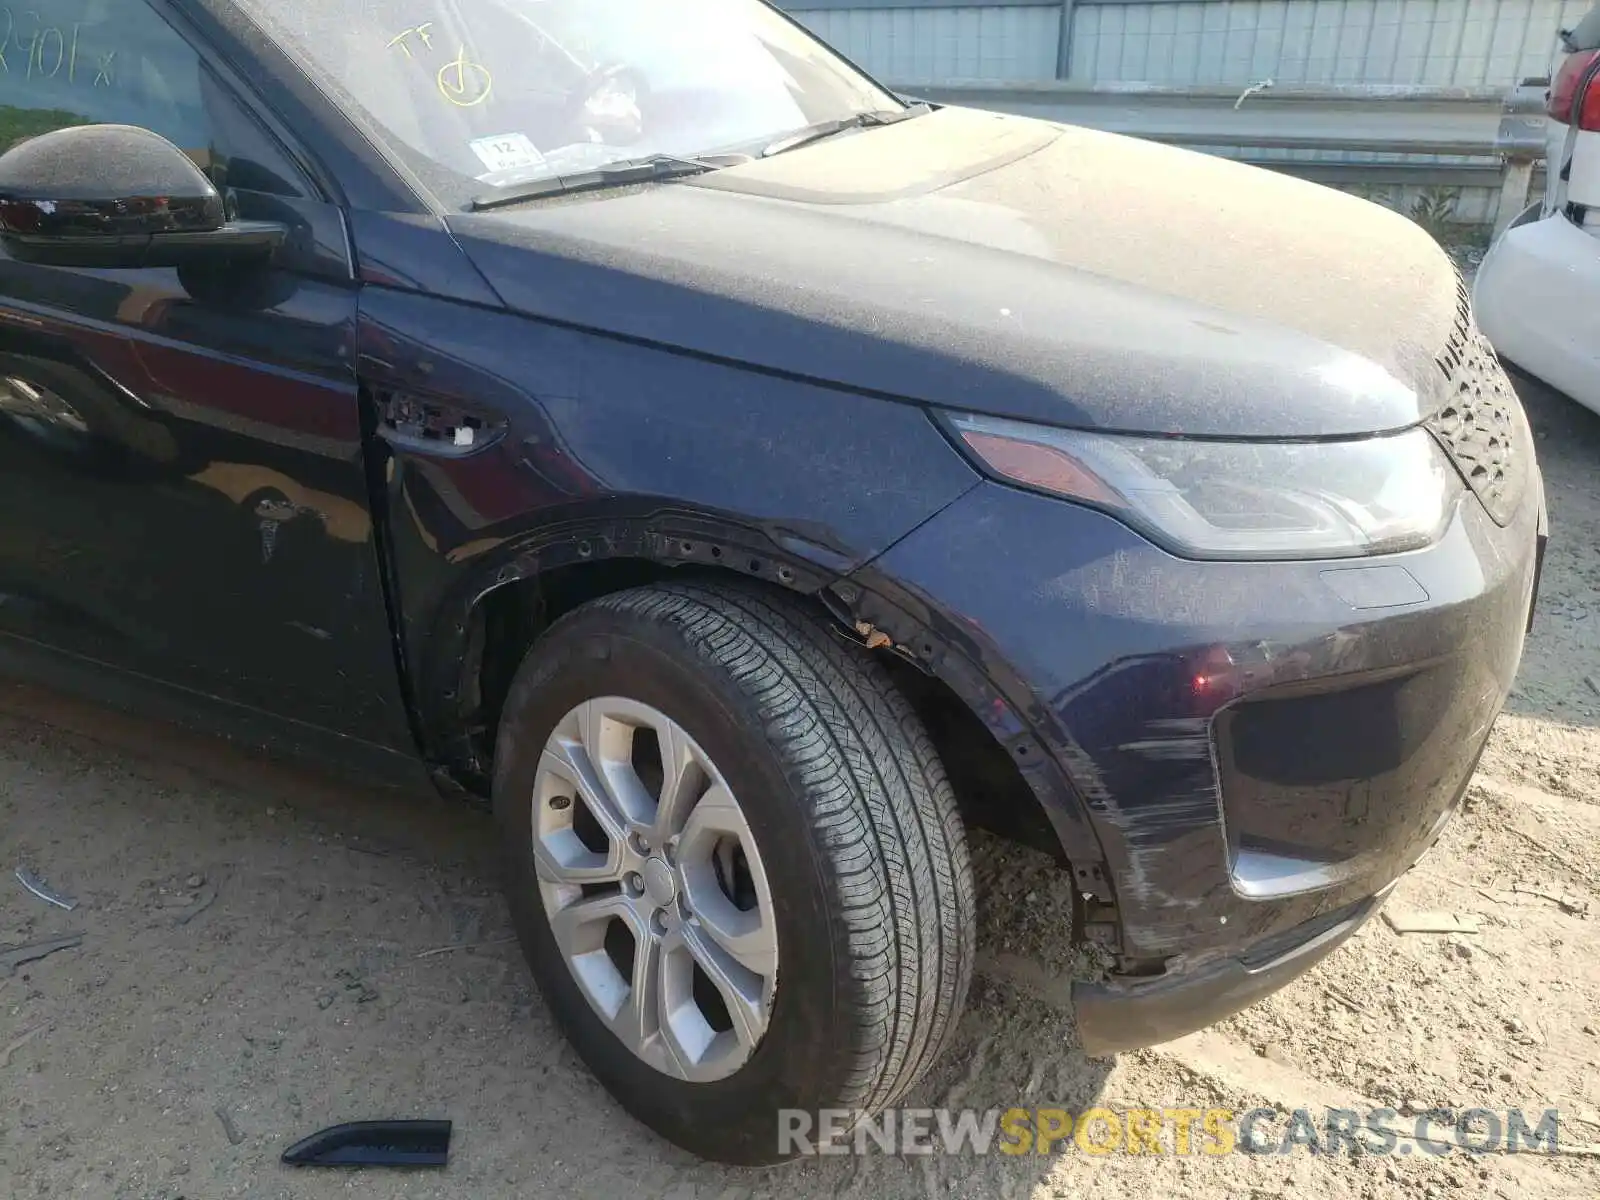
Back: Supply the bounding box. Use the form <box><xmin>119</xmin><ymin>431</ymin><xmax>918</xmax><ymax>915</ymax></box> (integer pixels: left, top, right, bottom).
<box><xmin>470</xmin><ymin>133</ymin><xmax>546</xmax><ymax>175</ymax></box>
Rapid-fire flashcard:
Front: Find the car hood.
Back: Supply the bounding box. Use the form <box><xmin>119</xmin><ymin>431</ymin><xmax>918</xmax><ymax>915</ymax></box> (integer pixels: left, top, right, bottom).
<box><xmin>446</xmin><ymin>106</ymin><xmax>1460</xmax><ymax>438</ymax></box>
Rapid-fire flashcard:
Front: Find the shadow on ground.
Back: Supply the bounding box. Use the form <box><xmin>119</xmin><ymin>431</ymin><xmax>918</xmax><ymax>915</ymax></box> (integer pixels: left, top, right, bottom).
<box><xmin>1501</xmin><ymin>367</ymin><xmax>1600</xmax><ymax>731</ymax></box>
<box><xmin>0</xmin><ymin>680</ymin><xmax>1113</xmax><ymax>1199</ymax></box>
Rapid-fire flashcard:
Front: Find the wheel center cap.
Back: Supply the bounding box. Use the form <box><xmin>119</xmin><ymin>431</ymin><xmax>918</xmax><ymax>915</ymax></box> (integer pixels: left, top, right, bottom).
<box><xmin>642</xmin><ymin>857</ymin><xmax>677</xmax><ymax>906</ymax></box>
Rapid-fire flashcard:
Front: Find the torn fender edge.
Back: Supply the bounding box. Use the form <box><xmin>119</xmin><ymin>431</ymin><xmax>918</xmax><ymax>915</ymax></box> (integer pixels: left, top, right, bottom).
<box><xmin>823</xmin><ymin>572</ymin><xmax>1117</xmax><ymax>910</ymax></box>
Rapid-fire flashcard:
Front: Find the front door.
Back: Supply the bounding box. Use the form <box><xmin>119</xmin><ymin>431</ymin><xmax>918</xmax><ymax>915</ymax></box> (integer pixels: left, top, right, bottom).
<box><xmin>0</xmin><ymin>0</ymin><xmax>413</xmax><ymax>750</ymax></box>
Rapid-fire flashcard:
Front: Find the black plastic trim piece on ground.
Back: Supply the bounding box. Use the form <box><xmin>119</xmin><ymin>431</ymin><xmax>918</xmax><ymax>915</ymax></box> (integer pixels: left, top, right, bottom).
<box><xmin>281</xmin><ymin>1120</ymin><xmax>452</xmax><ymax>1167</ymax></box>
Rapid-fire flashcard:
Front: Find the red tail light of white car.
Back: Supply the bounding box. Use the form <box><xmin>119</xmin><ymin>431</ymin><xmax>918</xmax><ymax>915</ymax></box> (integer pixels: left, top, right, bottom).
<box><xmin>1548</xmin><ymin>32</ymin><xmax>1600</xmax><ymax>206</ymax></box>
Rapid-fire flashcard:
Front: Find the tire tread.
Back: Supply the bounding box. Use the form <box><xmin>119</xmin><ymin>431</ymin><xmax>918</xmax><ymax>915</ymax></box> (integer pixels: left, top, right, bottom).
<box><xmin>581</xmin><ymin>580</ymin><xmax>975</xmax><ymax>1118</ymax></box>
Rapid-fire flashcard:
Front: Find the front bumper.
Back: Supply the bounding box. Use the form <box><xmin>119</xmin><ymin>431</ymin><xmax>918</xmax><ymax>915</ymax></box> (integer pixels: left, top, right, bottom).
<box><xmin>859</xmin><ymin>451</ymin><xmax>1542</xmax><ymax>1050</ymax></box>
<box><xmin>1075</xmin><ymin>885</ymin><xmax>1393</xmax><ymax>1055</ymax></box>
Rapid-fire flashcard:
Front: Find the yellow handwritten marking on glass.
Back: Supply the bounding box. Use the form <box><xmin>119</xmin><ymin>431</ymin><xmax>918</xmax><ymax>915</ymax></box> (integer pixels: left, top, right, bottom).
<box><xmin>12</xmin><ymin>10</ymin><xmax>60</xmax><ymax>82</ymax></box>
<box><xmin>437</xmin><ymin>45</ymin><xmax>491</xmax><ymax>107</ymax></box>
<box><xmin>34</xmin><ymin>27</ymin><xmax>65</xmax><ymax>79</ymax></box>
<box><xmin>386</xmin><ymin>22</ymin><xmax>434</xmax><ymax>60</ymax></box>
<box><xmin>0</xmin><ymin>10</ymin><xmax>103</xmax><ymax>85</ymax></box>
<box><xmin>11</xmin><ymin>10</ymin><xmax>33</xmax><ymax>78</ymax></box>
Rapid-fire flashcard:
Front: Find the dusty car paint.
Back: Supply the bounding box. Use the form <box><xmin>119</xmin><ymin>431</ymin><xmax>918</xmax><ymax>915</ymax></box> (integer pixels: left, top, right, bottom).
<box><xmin>0</xmin><ymin>0</ymin><xmax>1543</xmax><ymax>1058</ymax></box>
<box><xmin>448</xmin><ymin>106</ymin><xmax>1455</xmax><ymax>439</ymax></box>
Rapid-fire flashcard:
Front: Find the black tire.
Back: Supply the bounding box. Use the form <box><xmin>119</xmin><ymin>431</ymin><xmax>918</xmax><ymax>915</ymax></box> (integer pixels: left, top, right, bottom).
<box><xmin>493</xmin><ymin>580</ymin><xmax>975</xmax><ymax>1164</ymax></box>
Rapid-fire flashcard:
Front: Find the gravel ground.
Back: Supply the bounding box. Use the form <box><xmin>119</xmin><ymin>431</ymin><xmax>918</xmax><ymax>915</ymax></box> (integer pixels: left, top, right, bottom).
<box><xmin>1</xmin><ymin>374</ymin><xmax>1598</xmax><ymax>1200</ymax></box>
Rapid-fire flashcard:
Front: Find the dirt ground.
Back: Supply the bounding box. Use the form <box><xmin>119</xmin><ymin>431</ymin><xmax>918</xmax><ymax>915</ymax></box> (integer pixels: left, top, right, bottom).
<box><xmin>2</xmin><ymin>372</ymin><xmax>1599</xmax><ymax>1200</ymax></box>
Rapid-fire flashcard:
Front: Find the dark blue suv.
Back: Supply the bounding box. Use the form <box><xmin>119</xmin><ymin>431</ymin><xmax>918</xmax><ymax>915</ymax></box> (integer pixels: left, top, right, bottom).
<box><xmin>0</xmin><ymin>0</ymin><xmax>1544</xmax><ymax>1163</ymax></box>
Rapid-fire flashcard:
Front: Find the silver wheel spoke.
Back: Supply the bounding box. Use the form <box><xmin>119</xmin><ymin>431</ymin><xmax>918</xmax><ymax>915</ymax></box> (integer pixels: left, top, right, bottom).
<box><xmin>678</xmin><ymin>782</ymin><xmax>777</xmax><ymax>974</ymax></box>
<box><xmin>655</xmin><ymin>936</ymin><xmax>711</xmax><ymax>1073</ymax></box>
<box><xmin>543</xmin><ymin>731</ymin><xmax>630</xmax><ymax>844</ymax></box>
<box><xmin>616</xmin><ymin>934</ymin><xmax>663</xmax><ymax>1054</ymax></box>
<box><xmin>547</xmin><ymin>890</ymin><xmax>635</xmax><ymax>959</ymax></box>
<box><xmin>682</xmin><ymin>922</ymin><xmax>767</xmax><ymax>1050</ymax></box>
<box><xmin>650</xmin><ymin>718</ymin><xmax>703</xmax><ymax>842</ymax></box>
<box><xmin>679</xmin><ymin>783</ymin><xmax>744</xmax><ymax>842</ymax></box>
<box><xmin>531</xmin><ymin>831</ymin><xmax>624</xmax><ymax>885</ymax></box>
<box><xmin>533</xmin><ymin>706</ymin><xmax>631</xmax><ymax>883</ymax></box>
<box><xmin>692</xmin><ymin>897</ymin><xmax>778</xmax><ymax>978</ymax></box>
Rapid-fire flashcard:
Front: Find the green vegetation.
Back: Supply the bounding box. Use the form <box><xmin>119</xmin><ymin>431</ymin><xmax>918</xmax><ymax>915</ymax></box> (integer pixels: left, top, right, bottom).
<box><xmin>1407</xmin><ymin>185</ymin><xmax>1463</xmax><ymax>240</ymax></box>
<box><xmin>0</xmin><ymin>105</ymin><xmax>90</xmax><ymax>151</ymax></box>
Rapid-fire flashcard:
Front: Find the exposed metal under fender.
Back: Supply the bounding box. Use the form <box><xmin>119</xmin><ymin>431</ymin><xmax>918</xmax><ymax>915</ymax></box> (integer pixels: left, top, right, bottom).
<box><xmin>417</xmin><ymin>507</ymin><xmax>853</xmax><ymax>786</ymax></box>
<box><xmin>821</xmin><ymin>575</ymin><xmax>1118</xmax><ymax>913</ymax></box>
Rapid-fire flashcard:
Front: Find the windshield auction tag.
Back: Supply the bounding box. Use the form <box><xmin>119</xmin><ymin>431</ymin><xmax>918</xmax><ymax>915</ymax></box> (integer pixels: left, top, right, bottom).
<box><xmin>470</xmin><ymin>133</ymin><xmax>547</xmax><ymax>175</ymax></box>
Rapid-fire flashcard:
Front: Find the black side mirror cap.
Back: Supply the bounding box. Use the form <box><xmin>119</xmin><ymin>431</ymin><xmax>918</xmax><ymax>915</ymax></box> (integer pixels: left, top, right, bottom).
<box><xmin>0</xmin><ymin>124</ymin><xmax>286</xmax><ymax>269</ymax></box>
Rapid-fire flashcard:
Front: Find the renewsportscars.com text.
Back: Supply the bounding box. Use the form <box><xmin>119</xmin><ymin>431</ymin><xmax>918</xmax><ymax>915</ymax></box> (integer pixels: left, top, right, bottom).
<box><xmin>778</xmin><ymin>1106</ymin><xmax>1563</xmax><ymax>1157</ymax></box>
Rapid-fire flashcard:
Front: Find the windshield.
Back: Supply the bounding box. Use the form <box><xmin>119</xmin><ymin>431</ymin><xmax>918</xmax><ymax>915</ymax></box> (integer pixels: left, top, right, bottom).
<box><xmin>236</xmin><ymin>0</ymin><xmax>900</xmax><ymax>205</ymax></box>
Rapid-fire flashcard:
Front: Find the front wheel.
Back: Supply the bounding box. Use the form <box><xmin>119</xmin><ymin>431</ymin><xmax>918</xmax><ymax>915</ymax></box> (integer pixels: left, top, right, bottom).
<box><xmin>493</xmin><ymin>581</ymin><xmax>975</xmax><ymax>1164</ymax></box>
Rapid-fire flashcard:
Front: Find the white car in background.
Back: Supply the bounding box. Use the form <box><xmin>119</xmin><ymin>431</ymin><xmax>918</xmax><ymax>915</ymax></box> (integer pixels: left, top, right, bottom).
<box><xmin>1475</xmin><ymin>5</ymin><xmax>1600</xmax><ymax>415</ymax></box>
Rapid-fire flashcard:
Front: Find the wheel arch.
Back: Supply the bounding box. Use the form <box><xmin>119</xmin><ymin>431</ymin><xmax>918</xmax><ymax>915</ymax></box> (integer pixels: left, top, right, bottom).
<box><xmin>412</xmin><ymin>505</ymin><xmax>1115</xmax><ymax>915</ymax></box>
<box><xmin>410</xmin><ymin>505</ymin><xmax>847</xmax><ymax>796</ymax></box>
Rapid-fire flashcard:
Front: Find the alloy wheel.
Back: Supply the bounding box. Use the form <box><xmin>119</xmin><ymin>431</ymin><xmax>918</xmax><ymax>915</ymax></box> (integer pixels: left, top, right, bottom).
<box><xmin>531</xmin><ymin>697</ymin><xmax>778</xmax><ymax>1082</ymax></box>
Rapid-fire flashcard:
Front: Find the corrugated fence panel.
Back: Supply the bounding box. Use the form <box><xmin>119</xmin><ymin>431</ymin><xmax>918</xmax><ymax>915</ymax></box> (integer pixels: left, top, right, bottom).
<box><xmin>1069</xmin><ymin>0</ymin><xmax>1593</xmax><ymax>86</ymax></box>
<box><xmin>788</xmin><ymin>6</ymin><xmax>1063</xmax><ymax>81</ymax></box>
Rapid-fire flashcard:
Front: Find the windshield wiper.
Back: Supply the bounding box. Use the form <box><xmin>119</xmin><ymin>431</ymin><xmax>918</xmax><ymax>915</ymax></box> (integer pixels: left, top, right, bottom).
<box><xmin>470</xmin><ymin>153</ymin><xmax>726</xmax><ymax>211</ymax></box>
<box><xmin>760</xmin><ymin>103</ymin><xmax>931</xmax><ymax>158</ymax></box>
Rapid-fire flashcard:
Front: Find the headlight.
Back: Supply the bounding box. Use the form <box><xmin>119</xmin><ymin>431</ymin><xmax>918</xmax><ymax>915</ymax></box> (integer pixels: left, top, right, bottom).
<box><xmin>948</xmin><ymin>413</ymin><xmax>1461</xmax><ymax>560</ymax></box>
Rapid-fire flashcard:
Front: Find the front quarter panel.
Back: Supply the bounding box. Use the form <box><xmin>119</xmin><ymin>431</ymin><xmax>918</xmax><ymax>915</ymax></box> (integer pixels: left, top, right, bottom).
<box><xmin>355</xmin><ymin>288</ymin><xmax>980</xmax><ymax>765</ymax></box>
<box><xmin>858</xmin><ymin>479</ymin><xmax>1538</xmax><ymax>965</ymax></box>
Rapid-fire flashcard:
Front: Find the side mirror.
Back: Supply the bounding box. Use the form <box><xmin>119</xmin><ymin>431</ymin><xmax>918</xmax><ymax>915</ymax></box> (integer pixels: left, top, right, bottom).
<box><xmin>0</xmin><ymin>124</ymin><xmax>286</xmax><ymax>270</ymax></box>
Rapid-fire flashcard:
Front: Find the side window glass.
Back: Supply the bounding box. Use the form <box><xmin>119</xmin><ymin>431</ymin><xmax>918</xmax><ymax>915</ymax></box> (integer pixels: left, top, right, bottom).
<box><xmin>0</xmin><ymin>1</ymin><xmax>308</xmax><ymax>197</ymax></box>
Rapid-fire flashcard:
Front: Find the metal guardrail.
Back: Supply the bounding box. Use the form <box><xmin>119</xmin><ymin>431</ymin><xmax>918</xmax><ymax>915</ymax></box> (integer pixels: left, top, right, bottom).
<box><xmin>788</xmin><ymin>0</ymin><xmax>1561</xmax><ymax>98</ymax></box>
<box><xmin>783</xmin><ymin>0</ymin><xmax>1555</xmax><ymax>228</ymax></box>
<box><xmin>893</xmin><ymin>79</ymin><xmax>1551</xmax><ymax>233</ymax></box>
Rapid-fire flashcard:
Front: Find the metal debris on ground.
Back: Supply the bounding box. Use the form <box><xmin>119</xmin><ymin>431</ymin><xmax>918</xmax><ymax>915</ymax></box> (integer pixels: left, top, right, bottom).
<box><xmin>1324</xmin><ymin>984</ymin><xmax>1366</xmax><ymax>1013</ymax></box>
<box><xmin>1513</xmin><ymin>883</ymin><xmax>1591</xmax><ymax>916</ymax></box>
<box><xmin>1381</xmin><ymin>909</ymin><xmax>1481</xmax><ymax>935</ymax></box>
<box><xmin>14</xmin><ymin>866</ymin><xmax>77</xmax><ymax>911</ymax></box>
<box><xmin>215</xmin><ymin>1106</ymin><xmax>245</xmax><ymax>1146</ymax></box>
<box><xmin>414</xmin><ymin>936</ymin><xmax>516</xmax><ymax>959</ymax></box>
<box><xmin>334</xmin><ymin>967</ymin><xmax>378</xmax><ymax>1003</ymax></box>
<box><xmin>170</xmin><ymin>881</ymin><xmax>220</xmax><ymax>927</ymax></box>
<box><xmin>0</xmin><ymin>933</ymin><xmax>84</xmax><ymax>976</ymax></box>
<box><xmin>1506</xmin><ymin>826</ymin><xmax>1600</xmax><ymax>890</ymax></box>
<box><xmin>0</xmin><ymin>1024</ymin><xmax>45</xmax><ymax>1069</ymax></box>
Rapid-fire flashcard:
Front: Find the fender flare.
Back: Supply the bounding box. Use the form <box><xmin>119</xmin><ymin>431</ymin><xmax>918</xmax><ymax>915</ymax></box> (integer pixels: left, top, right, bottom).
<box><xmin>829</xmin><ymin>568</ymin><xmax>1116</xmax><ymax>909</ymax></box>
<box><xmin>410</xmin><ymin>502</ymin><xmax>851</xmax><ymax>784</ymax></box>
<box><xmin>413</xmin><ymin>501</ymin><xmax>1116</xmax><ymax>909</ymax></box>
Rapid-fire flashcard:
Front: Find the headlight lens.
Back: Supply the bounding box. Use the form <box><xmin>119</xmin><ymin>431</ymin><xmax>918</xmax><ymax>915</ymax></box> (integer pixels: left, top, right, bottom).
<box><xmin>949</xmin><ymin>413</ymin><xmax>1460</xmax><ymax>560</ymax></box>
